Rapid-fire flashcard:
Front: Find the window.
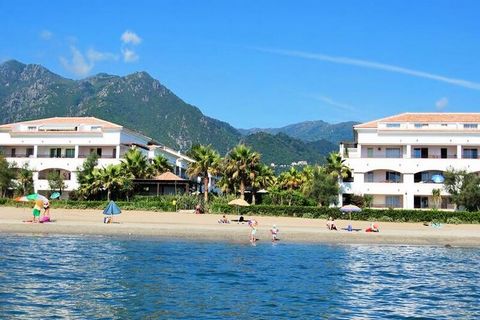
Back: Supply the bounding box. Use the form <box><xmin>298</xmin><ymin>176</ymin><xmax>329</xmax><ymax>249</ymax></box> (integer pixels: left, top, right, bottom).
<box><xmin>10</xmin><ymin>148</ymin><xmax>16</xmax><ymax>157</ymax></box>
<box><xmin>463</xmin><ymin>148</ymin><xmax>478</xmax><ymax>159</ymax></box>
<box><xmin>413</xmin><ymin>148</ymin><xmax>428</xmax><ymax>158</ymax></box>
<box><xmin>50</xmin><ymin>148</ymin><xmax>61</xmax><ymax>158</ymax></box>
<box><xmin>366</xmin><ymin>172</ymin><xmax>374</xmax><ymax>183</ymax></box>
<box><xmin>463</xmin><ymin>124</ymin><xmax>478</xmax><ymax>129</ymax></box>
<box><xmin>386</xmin><ymin>123</ymin><xmax>400</xmax><ymax>128</ymax></box>
<box><xmin>113</xmin><ymin>147</ymin><xmax>117</xmax><ymax>159</ymax></box>
<box><xmin>386</xmin><ymin>171</ymin><xmax>401</xmax><ymax>183</ymax></box>
<box><xmin>367</xmin><ymin>148</ymin><xmax>373</xmax><ymax>158</ymax></box>
<box><xmin>27</xmin><ymin>126</ymin><xmax>36</xmax><ymax>131</ymax></box>
<box><xmin>65</xmin><ymin>148</ymin><xmax>75</xmax><ymax>158</ymax></box>
<box><xmin>414</xmin><ymin>196</ymin><xmax>429</xmax><ymax>209</ymax></box>
<box><xmin>26</xmin><ymin>148</ymin><xmax>34</xmax><ymax>157</ymax></box>
<box><xmin>386</xmin><ymin>196</ymin><xmax>401</xmax><ymax>208</ymax></box>
<box><xmin>386</xmin><ymin>148</ymin><xmax>401</xmax><ymax>158</ymax></box>
<box><xmin>441</xmin><ymin>123</ymin><xmax>448</xmax><ymax>127</ymax></box>
<box><xmin>414</xmin><ymin>123</ymin><xmax>428</xmax><ymax>128</ymax></box>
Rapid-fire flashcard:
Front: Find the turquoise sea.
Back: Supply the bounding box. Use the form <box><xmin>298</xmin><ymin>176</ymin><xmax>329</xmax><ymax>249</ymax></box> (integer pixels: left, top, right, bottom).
<box><xmin>0</xmin><ymin>234</ymin><xmax>479</xmax><ymax>319</ymax></box>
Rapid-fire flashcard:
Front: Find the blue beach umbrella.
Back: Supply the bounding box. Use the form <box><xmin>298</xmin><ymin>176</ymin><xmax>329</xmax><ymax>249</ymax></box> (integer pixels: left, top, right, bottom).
<box><xmin>431</xmin><ymin>175</ymin><xmax>445</xmax><ymax>183</ymax></box>
<box><xmin>103</xmin><ymin>201</ymin><xmax>121</xmax><ymax>223</ymax></box>
<box><xmin>50</xmin><ymin>192</ymin><xmax>61</xmax><ymax>200</ymax></box>
<box><xmin>103</xmin><ymin>201</ymin><xmax>121</xmax><ymax>215</ymax></box>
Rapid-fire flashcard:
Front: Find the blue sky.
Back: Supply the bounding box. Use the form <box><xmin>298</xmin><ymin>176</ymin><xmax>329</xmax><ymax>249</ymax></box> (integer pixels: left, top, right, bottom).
<box><xmin>1</xmin><ymin>0</ymin><xmax>480</xmax><ymax>128</ymax></box>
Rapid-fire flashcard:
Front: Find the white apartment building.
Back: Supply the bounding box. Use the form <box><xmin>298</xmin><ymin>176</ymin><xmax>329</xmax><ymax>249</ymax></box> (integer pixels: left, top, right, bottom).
<box><xmin>0</xmin><ymin>117</ymin><xmax>194</xmax><ymax>196</ymax></box>
<box><xmin>339</xmin><ymin>113</ymin><xmax>480</xmax><ymax>210</ymax></box>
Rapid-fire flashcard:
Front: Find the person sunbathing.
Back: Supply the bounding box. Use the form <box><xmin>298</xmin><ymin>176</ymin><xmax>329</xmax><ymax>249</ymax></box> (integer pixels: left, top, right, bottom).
<box><xmin>366</xmin><ymin>223</ymin><xmax>379</xmax><ymax>232</ymax></box>
<box><xmin>218</xmin><ymin>215</ymin><xmax>230</xmax><ymax>224</ymax></box>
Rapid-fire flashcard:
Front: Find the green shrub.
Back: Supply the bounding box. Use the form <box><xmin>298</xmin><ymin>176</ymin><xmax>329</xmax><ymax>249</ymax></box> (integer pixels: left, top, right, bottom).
<box><xmin>446</xmin><ymin>217</ymin><xmax>462</xmax><ymax>225</ymax></box>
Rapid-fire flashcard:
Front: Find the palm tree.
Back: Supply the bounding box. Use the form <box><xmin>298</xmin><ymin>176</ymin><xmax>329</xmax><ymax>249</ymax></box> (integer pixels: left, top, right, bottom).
<box><xmin>325</xmin><ymin>152</ymin><xmax>351</xmax><ymax>179</ymax></box>
<box><xmin>150</xmin><ymin>154</ymin><xmax>173</xmax><ymax>176</ymax></box>
<box><xmin>250</xmin><ymin>164</ymin><xmax>275</xmax><ymax>205</ymax></box>
<box><xmin>432</xmin><ymin>188</ymin><xmax>442</xmax><ymax>209</ymax></box>
<box><xmin>186</xmin><ymin>145</ymin><xmax>221</xmax><ymax>202</ymax></box>
<box><xmin>225</xmin><ymin>144</ymin><xmax>260</xmax><ymax>200</ymax></box>
<box><xmin>93</xmin><ymin>164</ymin><xmax>133</xmax><ymax>201</ymax></box>
<box><xmin>121</xmin><ymin>147</ymin><xmax>150</xmax><ymax>179</ymax></box>
<box><xmin>16</xmin><ymin>163</ymin><xmax>34</xmax><ymax>195</ymax></box>
<box><xmin>277</xmin><ymin>167</ymin><xmax>303</xmax><ymax>190</ymax></box>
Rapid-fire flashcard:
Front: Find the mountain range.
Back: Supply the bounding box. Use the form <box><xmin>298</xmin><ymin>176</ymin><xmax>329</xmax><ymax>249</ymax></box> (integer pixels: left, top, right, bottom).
<box><xmin>0</xmin><ymin>60</ymin><xmax>357</xmax><ymax>165</ymax></box>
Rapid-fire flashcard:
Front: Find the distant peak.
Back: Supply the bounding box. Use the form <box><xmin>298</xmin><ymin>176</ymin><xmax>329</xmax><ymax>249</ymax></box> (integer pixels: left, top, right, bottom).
<box><xmin>1</xmin><ymin>59</ymin><xmax>26</xmax><ymax>69</ymax></box>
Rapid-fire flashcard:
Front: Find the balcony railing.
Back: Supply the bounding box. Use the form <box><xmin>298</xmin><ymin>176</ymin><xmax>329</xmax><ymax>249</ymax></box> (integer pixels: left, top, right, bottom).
<box><xmin>370</xmin><ymin>203</ymin><xmax>403</xmax><ymax>209</ymax></box>
<box><xmin>5</xmin><ymin>154</ymin><xmax>34</xmax><ymax>158</ymax></box>
<box><xmin>78</xmin><ymin>154</ymin><xmax>116</xmax><ymax>159</ymax></box>
<box><xmin>411</xmin><ymin>155</ymin><xmax>457</xmax><ymax>159</ymax></box>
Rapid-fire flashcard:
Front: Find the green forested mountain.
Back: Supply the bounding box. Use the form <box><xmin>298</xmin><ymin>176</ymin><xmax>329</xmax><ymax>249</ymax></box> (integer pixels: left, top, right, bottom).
<box><xmin>238</xmin><ymin>120</ymin><xmax>358</xmax><ymax>144</ymax></box>
<box><xmin>241</xmin><ymin>132</ymin><xmax>337</xmax><ymax>166</ymax></box>
<box><xmin>0</xmin><ymin>60</ymin><xmax>344</xmax><ymax>163</ymax></box>
<box><xmin>0</xmin><ymin>60</ymin><xmax>240</xmax><ymax>153</ymax></box>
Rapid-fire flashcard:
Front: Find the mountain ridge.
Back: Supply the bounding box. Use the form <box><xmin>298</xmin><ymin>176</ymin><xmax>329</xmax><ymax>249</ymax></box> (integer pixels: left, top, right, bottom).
<box><xmin>0</xmin><ymin>59</ymin><xmax>351</xmax><ymax>164</ymax></box>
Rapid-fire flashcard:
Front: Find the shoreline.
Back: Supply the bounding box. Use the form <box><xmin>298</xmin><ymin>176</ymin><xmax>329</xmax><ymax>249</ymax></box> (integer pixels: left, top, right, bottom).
<box><xmin>1</xmin><ymin>206</ymin><xmax>480</xmax><ymax>246</ymax></box>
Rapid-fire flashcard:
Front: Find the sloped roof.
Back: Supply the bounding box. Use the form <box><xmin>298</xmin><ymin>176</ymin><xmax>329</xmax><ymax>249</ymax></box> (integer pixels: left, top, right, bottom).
<box><xmin>0</xmin><ymin>117</ymin><xmax>122</xmax><ymax>130</ymax></box>
<box><xmin>153</xmin><ymin>171</ymin><xmax>186</xmax><ymax>181</ymax></box>
<box><xmin>355</xmin><ymin>113</ymin><xmax>480</xmax><ymax>129</ymax></box>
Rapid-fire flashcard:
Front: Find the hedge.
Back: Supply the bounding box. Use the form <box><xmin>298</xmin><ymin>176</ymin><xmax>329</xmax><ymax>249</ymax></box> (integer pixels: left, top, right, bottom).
<box><xmin>1</xmin><ymin>198</ymin><xmax>480</xmax><ymax>223</ymax></box>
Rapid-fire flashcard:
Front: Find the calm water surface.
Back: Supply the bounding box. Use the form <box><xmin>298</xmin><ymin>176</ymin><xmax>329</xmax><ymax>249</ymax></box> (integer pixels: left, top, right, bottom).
<box><xmin>0</xmin><ymin>234</ymin><xmax>479</xmax><ymax>319</ymax></box>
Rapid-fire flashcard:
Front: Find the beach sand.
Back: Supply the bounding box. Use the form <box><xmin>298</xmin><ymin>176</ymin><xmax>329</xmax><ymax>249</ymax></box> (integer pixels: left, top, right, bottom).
<box><xmin>1</xmin><ymin>206</ymin><xmax>479</xmax><ymax>246</ymax></box>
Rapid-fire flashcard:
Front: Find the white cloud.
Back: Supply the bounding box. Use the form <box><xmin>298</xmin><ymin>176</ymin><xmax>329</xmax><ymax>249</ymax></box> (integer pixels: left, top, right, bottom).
<box><xmin>40</xmin><ymin>30</ymin><xmax>53</xmax><ymax>40</ymax></box>
<box><xmin>87</xmin><ymin>48</ymin><xmax>118</xmax><ymax>62</ymax></box>
<box><xmin>435</xmin><ymin>97</ymin><xmax>448</xmax><ymax>111</ymax></box>
<box><xmin>60</xmin><ymin>46</ymin><xmax>93</xmax><ymax>77</ymax></box>
<box><xmin>257</xmin><ymin>47</ymin><xmax>480</xmax><ymax>91</ymax></box>
<box><xmin>122</xmin><ymin>48</ymin><xmax>139</xmax><ymax>63</ymax></box>
<box><xmin>121</xmin><ymin>30</ymin><xmax>142</xmax><ymax>45</ymax></box>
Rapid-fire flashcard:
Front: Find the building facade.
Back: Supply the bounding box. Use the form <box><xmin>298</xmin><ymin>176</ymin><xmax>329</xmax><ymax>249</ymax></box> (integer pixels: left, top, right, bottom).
<box><xmin>340</xmin><ymin>113</ymin><xmax>480</xmax><ymax>209</ymax></box>
<box><xmin>0</xmin><ymin>117</ymin><xmax>194</xmax><ymax>197</ymax></box>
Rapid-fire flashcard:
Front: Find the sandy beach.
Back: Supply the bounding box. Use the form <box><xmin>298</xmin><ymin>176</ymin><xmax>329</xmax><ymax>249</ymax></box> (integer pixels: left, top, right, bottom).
<box><xmin>1</xmin><ymin>206</ymin><xmax>479</xmax><ymax>246</ymax></box>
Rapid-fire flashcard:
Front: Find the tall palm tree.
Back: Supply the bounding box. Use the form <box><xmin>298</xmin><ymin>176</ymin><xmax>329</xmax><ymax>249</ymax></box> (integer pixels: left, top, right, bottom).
<box><xmin>186</xmin><ymin>145</ymin><xmax>221</xmax><ymax>202</ymax></box>
<box><xmin>16</xmin><ymin>163</ymin><xmax>34</xmax><ymax>195</ymax></box>
<box><xmin>121</xmin><ymin>147</ymin><xmax>150</xmax><ymax>179</ymax></box>
<box><xmin>250</xmin><ymin>164</ymin><xmax>275</xmax><ymax>205</ymax></box>
<box><xmin>277</xmin><ymin>167</ymin><xmax>303</xmax><ymax>190</ymax></box>
<box><xmin>225</xmin><ymin>144</ymin><xmax>260</xmax><ymax>200</ymax></box>
<box><xmin>325</xmin><ymin>152</ymin><xmax>351</xmax><ymax>179</ymax></box>
<box><xmin>93</xmin><ymin>164</ymin><xmax>133</xmax><ymax>201</ymax></box>
<box><xmin>150</xmin><ymin>154</ymin><xmax>173</xmax><ymax>176</ymax></box>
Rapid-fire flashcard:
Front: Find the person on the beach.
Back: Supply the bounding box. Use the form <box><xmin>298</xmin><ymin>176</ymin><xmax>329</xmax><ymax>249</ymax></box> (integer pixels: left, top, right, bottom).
<box><xmin>218</xmin><ymin>215</ymin><xmax>230</xmax><ymax>224</ymax></box>
<box><xmin>40</xmin><ymin>200</ymin><xmax>51</xmax><ymax>223</ymax></box>
<box><xmin>326</xmin><ymin>217</ymin><xmax>337</xmax><ymax>230</ymax></box>
<box><xmin>249</xmin><ymin>219</ymin><xmax>258</xmax><ymax>243</ymax></box>
<box><xmin>32</xmin><ymin>200</ymin><xmax>42</xmax><ymax>223</ymax></box>
<box><xmin>366</xmin><ymin>222</ymin><xmax>379</xmax><ymax>232</ymax></box>
<box><xmin>270</xmin><ymin>224</ymin><xmax>279</xmax><ymax>242</ymax></box>
<box><xmin>195</xmin><ymin>204</ymin><xmax>203</xmax><ymax>214</ymax></box>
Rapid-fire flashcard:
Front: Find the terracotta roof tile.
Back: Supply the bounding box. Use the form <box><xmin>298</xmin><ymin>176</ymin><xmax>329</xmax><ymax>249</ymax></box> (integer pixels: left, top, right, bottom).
<box><xmin>355</xmin><ymin>113</ymin><xmax>480</xmax><ymax>128</ymax></box>
<box><xmin>0</xmin><ymin>117</ymin><xmax>122</xmax><ymax>130</ymax></box>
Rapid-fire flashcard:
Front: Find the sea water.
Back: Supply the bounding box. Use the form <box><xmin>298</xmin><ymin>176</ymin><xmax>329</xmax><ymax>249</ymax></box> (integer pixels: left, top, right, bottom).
<box><xmin>0</xmin><ymin>235</ymin><xmax>479</xmax><ymax>319</ymax></box>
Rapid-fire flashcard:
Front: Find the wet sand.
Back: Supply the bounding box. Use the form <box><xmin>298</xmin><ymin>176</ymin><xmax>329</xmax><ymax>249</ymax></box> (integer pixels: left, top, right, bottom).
<box><xmin>1</xmin><ymin>206</ymin><xmax>479</xmax><ymax>246</ymax></box>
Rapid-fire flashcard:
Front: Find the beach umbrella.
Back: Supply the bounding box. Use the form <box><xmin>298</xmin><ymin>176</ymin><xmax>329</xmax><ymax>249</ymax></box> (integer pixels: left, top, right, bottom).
<box><xmin>431</xmin><ymin>174</ymin><xmax>445</xmax><ymax>183</ymax></box>
<box><xmin>228</xmin><ymin>198</ymin><xmax>250</xmax><ymax>207</ymax></box>
<box><xmin>50</xmin><ymin>192</ymin><xmax>61</xmax><ymax>199</ymax></box>
<box><xmin>15</xmin><ymin>193</ymin><xmax>48</xmax><ymax>202</ymax></box>
<box><xmin>340</xmin><ymin>204</ymin><xmax>362</xmax><ymax>221</ymax></box>
<box><xmin>103</xmin><ymin>200</ymin><xmax>121</xmax><ymax>223</ymax></box>
<box><xmin>228</xmin><ymin>198</ymin><xmax>250</xmax><ymax>216</ymax></box>
<box><xmin>103</xmin><ymin>201</ymin><xmax>121</xmax><ymax>215</ymax></box>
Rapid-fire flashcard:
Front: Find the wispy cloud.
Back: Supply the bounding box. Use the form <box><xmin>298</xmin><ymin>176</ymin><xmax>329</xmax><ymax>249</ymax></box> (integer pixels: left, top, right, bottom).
<box><xmin>435</xmin><ymin>97</ymin><xmax>448</xmax><ymax>111</ymax></box>
<box><xmin>60</xmin><ymin>46</ymin><xmax>93</xmax><ymax>76</ymax></box>
<box><xmin>307</xmin><ymin>94</ymin><xmax>356</xmax><ymax>111</ymax></box>
<box><xmin>121</xmin><ymin>30</ymin><xmax>142</xmax><ymax>45</ymax></box>
<box><xmin>40</xmin><ymin>30</ymin><xmax>53</xmax><ymax>40</ymax></box>
<box><xmin>257</xmin><ymin>48</ymin><xmax>480</xmax><ymax>91</ymax></box>
<box><xmin>122</xmin><ymin>48</ymin><xmax>139</xmax><ymax>62</ymax></box>
<box><xmin>120</xmin><ymin>30</ymin><xmax>142</xmax><ymax>63</ymax></box>
<box><xmin>60</xmin><ymin>46</ymin><xmax>117</xmax><ymax>77</ymax></box>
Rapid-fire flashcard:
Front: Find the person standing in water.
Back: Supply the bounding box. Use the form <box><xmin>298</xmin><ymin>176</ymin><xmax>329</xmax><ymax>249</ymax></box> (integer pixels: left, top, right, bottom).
<box><xmin>270</xmin><ymin>225</ymin><xmax>279</xmax><ymax>242</ymax></box>
<box><xmin>249</xmin><ymin>219</ymin><xmax>258</xmax><ymax>243</ymax></box>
